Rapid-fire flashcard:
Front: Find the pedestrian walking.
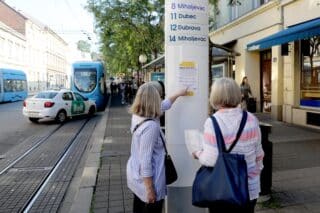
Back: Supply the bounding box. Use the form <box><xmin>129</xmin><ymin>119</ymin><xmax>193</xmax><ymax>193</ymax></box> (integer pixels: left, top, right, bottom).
<box><xmin>132</xmin><ymin>81</ymin><xmax>138</xmax><ymax>97</ymax></box>
<box><xmin>125</xmin><ymin>81</ymin><xmax>133</xmax><ymax>104</ymax></box>
<box><xmin>240</xmin><ymin>76</ymin><xmax>252</xmax><ymax>110</ymax></box>
<box><xmin>191</xmin><ymin>78</ymin><xmax>264</xmax><ymax>213</ymax></box>
<box><xmin>119</xmin><ymin>82</ymin><xmax>126</xmax><ymax>104</ymax></box>
<box><xmin>126</xmin><ymin>82</ymin><xmax>187</xmax><ymax>213</ymax></box>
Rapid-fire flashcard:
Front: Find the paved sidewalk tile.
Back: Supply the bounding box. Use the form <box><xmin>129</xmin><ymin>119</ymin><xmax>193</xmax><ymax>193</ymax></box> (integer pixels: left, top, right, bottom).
<box><xmin>92</xmin><ymin>95</ymin><xmax>132</xmax><ymax>213</ymax></box>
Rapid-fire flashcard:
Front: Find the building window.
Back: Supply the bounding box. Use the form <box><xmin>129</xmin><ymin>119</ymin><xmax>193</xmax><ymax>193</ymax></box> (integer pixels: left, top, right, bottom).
<box><xmin>253</xmin><ymin>0</ymin><xmax>270</xmax><ymax>8</ymax></box>
<box><xmin>0</xmin><ymin>37</ymin><xmax>5</xmax><ymax>55</ymax></box>
<box><xmin>300</xmin><ymin>37</ymin><xmax>320</xmax><ymax>107</ymax></box>
<box><xmin>8</xmin><ymin>40</ymin><xmax>13</xmax><ymax>59</ymax></box>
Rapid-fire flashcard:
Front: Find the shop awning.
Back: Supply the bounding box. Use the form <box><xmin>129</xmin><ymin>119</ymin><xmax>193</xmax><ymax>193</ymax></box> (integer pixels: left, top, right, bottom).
<box><xmin>142</xmin><ymin>55</ymin><xmax>164</xmax><ymax>69</ymax></box>
<box><xmin>247</xmin><ymin>17</ymin><xmax>320</xmax><ymax>51</ymax></box>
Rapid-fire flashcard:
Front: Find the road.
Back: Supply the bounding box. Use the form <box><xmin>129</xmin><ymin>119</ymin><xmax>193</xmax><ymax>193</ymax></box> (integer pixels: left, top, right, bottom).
<box><xmin>0</xmin><ymin>101</ymin><xmax>58</xmax><ymax>155</ymax></box>
<box><xmin>0</xmin><ymin>100</ymin><xmax>102</xmax><ymax>212</ymax></box>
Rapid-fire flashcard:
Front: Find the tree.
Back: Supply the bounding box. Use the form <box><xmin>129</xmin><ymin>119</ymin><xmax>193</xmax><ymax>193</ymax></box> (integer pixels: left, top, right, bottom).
<box><xmin>77</xmin><ymin>40</ymin><xmax>91</xmax><ymax>53</ymax></box>
<box><xmin>86</xmin><ymin>0</ymin><xmax>240</xmax><ymax>76</ymax></box>
<box><xmin>86</xmin><ymin>0</ymin><xmax>164</xmax><ymax>76</ymax></box>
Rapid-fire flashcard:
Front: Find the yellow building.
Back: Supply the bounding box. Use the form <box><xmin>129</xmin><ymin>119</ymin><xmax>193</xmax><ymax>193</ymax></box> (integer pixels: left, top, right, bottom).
<box><xmin>210</xmin><ymin>0</ymin><xmax>320</xmax><ymax>128</ymax></box>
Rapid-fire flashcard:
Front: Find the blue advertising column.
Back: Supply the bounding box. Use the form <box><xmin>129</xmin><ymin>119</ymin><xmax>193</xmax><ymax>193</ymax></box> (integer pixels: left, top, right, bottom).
<box><xmin>165</xmin><ymin>1</ymin><xmax>209</xmax><ymax>212</ymax></box>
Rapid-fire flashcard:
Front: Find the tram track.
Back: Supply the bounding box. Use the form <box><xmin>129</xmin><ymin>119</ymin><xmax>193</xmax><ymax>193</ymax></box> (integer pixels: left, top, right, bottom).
<box><xmin>0</xmin><ymin>124</ymin><xmax>63</xmax><ymax>176</ymax></box>
<box><xmin>0</xmin><ymin>117</ymin><xmax>98</xmax><ymax>212</ymax></box>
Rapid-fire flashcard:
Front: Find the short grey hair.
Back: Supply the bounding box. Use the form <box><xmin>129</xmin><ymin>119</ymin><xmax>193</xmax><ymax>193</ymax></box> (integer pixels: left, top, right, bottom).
<box><xmin>209</xmin><ymin>78</ymin><xmax>242</xmax><ymax>109</ymax></box>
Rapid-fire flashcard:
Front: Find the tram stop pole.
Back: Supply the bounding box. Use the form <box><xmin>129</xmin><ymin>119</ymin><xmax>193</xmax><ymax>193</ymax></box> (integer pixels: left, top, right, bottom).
<box><xmin>165</xmin><ymin>0</ymin><xmax>209</xmax><ymax>212</ymax></box>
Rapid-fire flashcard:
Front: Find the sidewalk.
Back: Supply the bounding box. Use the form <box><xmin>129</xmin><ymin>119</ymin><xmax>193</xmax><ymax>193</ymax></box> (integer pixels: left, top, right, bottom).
<box><xmin>91</xmin><ymin>95</ymin><xmax>133</xmax><ymax>213</ymax></box>
<box><xmin>255</xmin><ymin>114</ymin><xmax>320</xmax><ymax>213</ymax></box>
<box><xmin>90</xmin><ymin>96</ymin><xmax>320</xmax><ymax>213</ymax></box>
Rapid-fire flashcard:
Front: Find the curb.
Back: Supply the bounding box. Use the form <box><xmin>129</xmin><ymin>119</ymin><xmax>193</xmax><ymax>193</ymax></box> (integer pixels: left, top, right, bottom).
<box><xmin>68</xmin><ymin>97</ymin><xmax>111</xmax><ymax>213</ymax></box>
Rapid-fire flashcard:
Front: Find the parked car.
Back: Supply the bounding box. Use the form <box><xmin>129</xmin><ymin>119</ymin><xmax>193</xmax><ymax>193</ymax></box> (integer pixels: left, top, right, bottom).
<box><xmin>23</xmin><ymin>89</ymin><xmax>96</xmax><ymax>123</ymax></box>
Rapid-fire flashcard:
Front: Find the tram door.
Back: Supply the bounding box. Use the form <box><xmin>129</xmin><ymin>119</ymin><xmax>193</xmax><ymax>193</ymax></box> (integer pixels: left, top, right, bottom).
<box><xmin>260</xmin><ymin>50</ymin><xmax>272</xmax><ymax>112</ymax></box>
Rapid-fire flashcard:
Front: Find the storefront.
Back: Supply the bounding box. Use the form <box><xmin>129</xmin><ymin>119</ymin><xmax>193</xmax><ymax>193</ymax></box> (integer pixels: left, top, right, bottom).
<box><xmin>247</xmin><ymin>17</ymin><xmax>320</xmax><ymax>127</ymax></box>
<box><xmin>209</xmin><ymin>0</ymin><xmax>320</xmax><ymax>128</ymax></box>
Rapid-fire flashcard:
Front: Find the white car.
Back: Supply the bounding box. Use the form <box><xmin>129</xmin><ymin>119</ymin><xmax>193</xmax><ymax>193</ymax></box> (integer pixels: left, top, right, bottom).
<box><xmin>23</xmin><ymin>89</ymin><xmax>96</xmax><ymax>123</ymax></box>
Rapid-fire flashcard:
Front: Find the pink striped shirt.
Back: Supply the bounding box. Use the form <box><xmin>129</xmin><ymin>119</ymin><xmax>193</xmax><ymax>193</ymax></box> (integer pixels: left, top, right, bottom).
<box><xmin>195</xmin><ymin>107</ymin><xmax>264</xmax><ymax>200</ymax></box>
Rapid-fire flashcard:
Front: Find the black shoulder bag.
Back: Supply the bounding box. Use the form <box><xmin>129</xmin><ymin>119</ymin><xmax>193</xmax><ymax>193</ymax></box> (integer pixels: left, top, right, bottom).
<box><xmin>133</xmin><ymin>119</ymin><xmax>178</xmax><ymax>185</ymax></box>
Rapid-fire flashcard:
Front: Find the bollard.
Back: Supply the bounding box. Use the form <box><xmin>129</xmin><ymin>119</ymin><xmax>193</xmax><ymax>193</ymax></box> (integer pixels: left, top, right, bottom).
<box><xmin>259</xmin><ymin>122</ymin><xmax>273</xmax><ymax>200</ymax></box>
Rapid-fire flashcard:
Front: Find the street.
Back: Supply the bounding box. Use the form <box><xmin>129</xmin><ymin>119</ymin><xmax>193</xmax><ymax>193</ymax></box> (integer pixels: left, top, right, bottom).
<box><xmin>0</xmin><ymin>101</ymin><xmax>58</xmax><ymax>155</ymax></box>
<box><xmin>0</xmin><ymin>101</ymin><xmax>102</xmax><ymax>212</ymax></box>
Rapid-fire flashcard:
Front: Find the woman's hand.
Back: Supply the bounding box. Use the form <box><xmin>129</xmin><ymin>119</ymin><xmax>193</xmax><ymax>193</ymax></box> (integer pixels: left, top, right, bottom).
<box><xmin>169</xmin><ymin>87</ymin><xmax>189</xmax><ymax>104</ymax></box>
<box><xmin>177</xmin><ymin>87</ymin><xmax>189</xmax><ymax>96</ymax></box>
<box><xmin>144</xmin><ymin>177</ymin><xmax>156</xmax><ymax>203</ymax></box>
<box><xmin>146</xmin><ymin>187</ymin><xmax>156</xmax><ymax>203</ymax></box>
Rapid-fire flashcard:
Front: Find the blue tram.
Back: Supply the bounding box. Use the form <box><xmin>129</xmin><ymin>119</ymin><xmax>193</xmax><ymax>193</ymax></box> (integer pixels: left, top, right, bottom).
<box><xmin>71</xmin><ymin>61</ymin><xmax>107</xmax><ymax>111</ymax></box>
<box><xmin>0</xmin><ymin>68</ymin><xmax>28</xmax><ymax>103</ymax></box>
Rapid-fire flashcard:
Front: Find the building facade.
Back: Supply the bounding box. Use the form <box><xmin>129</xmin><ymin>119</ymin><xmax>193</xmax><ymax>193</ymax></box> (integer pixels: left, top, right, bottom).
<box><xmin>210</xmin><ymin>0</ymin><xmax>320</xmax><ymax>128</ymax></box>
<box><xmin>44</xmin><ymin>28</ymin><xmax>68</xmax><ymax>89</ymax></box>
<box><xmin>0</xmin><ymin>1</ymin><xmax>27</xmax><ymax>71</ymax></box>
<box><xmin>0</xmin><ymin>21</ymin><xmax>26</xmax><ymax>71</ymax></box>
<box><xmin>0</xmin><ymin>0</ymin><xmax>69</xmax><ymax>93</ymax></box>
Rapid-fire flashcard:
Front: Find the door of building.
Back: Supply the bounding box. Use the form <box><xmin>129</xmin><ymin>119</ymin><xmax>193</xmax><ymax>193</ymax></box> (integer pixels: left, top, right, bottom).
<box><xmin>260</xmin><ymin>50</ymin><xmax>272</xmax><ymax>112</ymax></box>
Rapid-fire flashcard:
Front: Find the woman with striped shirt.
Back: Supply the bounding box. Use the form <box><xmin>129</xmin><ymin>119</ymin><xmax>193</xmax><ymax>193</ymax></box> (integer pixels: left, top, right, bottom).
<box><xmin>127</xmin><ymin>82</ymin><xmax>187</xmax><ymax>213</ymax></box>
<box><xmin>192</xmin><ymin>78</ymin><xmax>264</xmax><ymax>213</ymax></box>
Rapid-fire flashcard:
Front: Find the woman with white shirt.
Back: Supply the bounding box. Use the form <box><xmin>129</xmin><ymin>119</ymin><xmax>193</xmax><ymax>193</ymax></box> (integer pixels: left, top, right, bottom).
<box><xmin>192</xmin><ymin>78</ymin><xmax>264</xmax><ymax>213</ymax></box>
<box><xmin>127</xmin><ymin>82</ymin><xmax>187</xmax><ymax>213</ymax></box>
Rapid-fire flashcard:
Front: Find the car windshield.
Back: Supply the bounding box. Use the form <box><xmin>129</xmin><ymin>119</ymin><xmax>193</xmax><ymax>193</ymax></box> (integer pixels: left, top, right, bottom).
<box><xmin>74</xmin><ymin>69</ymin><xmax>97</xmax><ymax>93</ymax></box>
<box><xmin>35</xmin><ymin>92</ymin><xmax>58</xmax><ymax>99</ymax></box>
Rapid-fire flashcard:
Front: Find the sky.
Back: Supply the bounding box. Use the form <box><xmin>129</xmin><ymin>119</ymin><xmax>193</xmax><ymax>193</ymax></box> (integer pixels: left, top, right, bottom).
<box><xmin>5</xmin><ymin>0</ymin><xmax>98</xmax><ymax>51</ymax></box>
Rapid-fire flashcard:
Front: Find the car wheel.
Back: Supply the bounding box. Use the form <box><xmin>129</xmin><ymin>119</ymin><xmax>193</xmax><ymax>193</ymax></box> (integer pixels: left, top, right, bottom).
<box><xmin>55</xmin><ymin>110</ymin><xmax>67</xmax><ymax>123</ymax></box>
<box><xmin>88</xmin><ymin>106</ymin><xmax>95</xmax><ymax>116</ymax></box>
<box><xmin>29</xmin><ymin>118</ymin><xmax>39</xmax><ymax>123</ymax></box>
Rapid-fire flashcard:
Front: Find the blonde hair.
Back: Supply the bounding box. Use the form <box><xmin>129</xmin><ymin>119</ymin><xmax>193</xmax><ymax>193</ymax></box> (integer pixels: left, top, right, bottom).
<box><xmin>210</xmin><ymin>78</ymin><xmax>242</xmax><ymax>109</ymax></box>
<box><xmin>130</xmin><ymin>82</ymin><xmax>161</xmax><ymax>118</ymax></box>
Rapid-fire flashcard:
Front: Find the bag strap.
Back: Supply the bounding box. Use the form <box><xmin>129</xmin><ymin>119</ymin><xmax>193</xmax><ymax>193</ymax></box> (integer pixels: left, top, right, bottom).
<box><xmin>210</xmin><ymin>111</ymin><xmax>248</xmax><ymax>153</ymax></box>
<box><xmin>132</xmin><ymin>118</ymin><xmax>154</xmax><ymax>133</ymax></box>
<box><xmin>159</xmin><ymin>133</ymin><xmax>168</xmax><ymax>155</ymax></box>
<box><xmin>133</xmin><ymin>118</ymin><xmax>168</xmax><ymax>154</ymax></box>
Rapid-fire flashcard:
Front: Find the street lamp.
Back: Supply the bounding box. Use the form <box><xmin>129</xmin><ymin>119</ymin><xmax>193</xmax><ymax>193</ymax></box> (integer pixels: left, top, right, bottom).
<box><xmin>139</xmin><ymin>54</ymin><xmax>147</xmax><ymax>85</ymax></box>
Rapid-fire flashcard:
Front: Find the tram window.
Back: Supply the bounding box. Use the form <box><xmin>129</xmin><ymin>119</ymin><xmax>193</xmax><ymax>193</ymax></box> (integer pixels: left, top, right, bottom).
<box><xmin>99</xmin><ymin>77</ymin><xmax>105</xmax><ymax>94</ymax></box>
<box><xmin>22</xmin><ymin>80</ymin><xmax>27</xmax><ymax>91</ymax></box>
<box><xmin>3</xmin><ymin>79</ymin><xmax>27</xmax><ymax>92</ymax></box>
<box><xmin>16</xmin><ymin>80</ymin><xmax>23</xmax><ymax>91</ymax></box>
<box><xmin>74</xmin><ymin>69</ymin><xmax>97</xmax><ymax>93</ymax></box>
<box><xmin>4</xmin><ymin>80</ymin><xmax>13</xmax><ymax>92</ymax></box>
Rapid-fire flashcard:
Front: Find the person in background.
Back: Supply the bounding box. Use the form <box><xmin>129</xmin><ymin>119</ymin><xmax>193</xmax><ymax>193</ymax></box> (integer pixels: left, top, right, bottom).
<box><xmin>192</xmin><ymin>78</ymin><xmax>264</xmax><ymax>213</ymax></box>
<box><xmin>127</xmin><ymin>82</ymin><xmax>187</xmax><ymax>213</ymax></box>
<box><xmin>125</xmin><ymin>81</ymin><xmax>133</xmax><ymax>104</ymax></box>
<box><xmin>240</xmin><ymin>76</ymin><xmax>252</xmax><ymax>110</ymax></box>
<box><xmin>119</xmin><ymin>82</ymin><xmax>126</xmax><ymax>104</ymax></box>
<box><xmin>132</xmin><ymin>81</ymin><xmax>138</xmax><ymax>97</ymax></box>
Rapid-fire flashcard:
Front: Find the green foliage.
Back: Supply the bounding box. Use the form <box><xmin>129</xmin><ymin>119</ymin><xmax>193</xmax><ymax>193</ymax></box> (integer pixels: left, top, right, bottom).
<box><xmin>86</xmin><ymin>0</ymin><xmax>164</xmax><ymax>75</ymax></box>
<box><xmin>87</xmin><ymin>0</ymin><xmax>240</xmax><ymax>75</ymax></box>
<box><xmin>77</xmin><ymin>40</ymin><xmax>91</xmax><ymax>53</ymax></box>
